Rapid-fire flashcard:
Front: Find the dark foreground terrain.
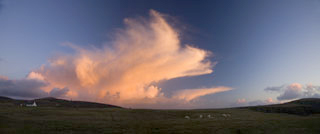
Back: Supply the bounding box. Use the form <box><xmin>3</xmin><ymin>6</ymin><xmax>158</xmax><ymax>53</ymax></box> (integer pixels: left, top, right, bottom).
<box><xmin>0</xmin><ymin>97</ymin><xmax>320</xmax><ymax>134</ymax></box>
<box><xmin>249</xmin><ymin>98</ymin><xmax>320</xmax><ymax>116</ymax></box>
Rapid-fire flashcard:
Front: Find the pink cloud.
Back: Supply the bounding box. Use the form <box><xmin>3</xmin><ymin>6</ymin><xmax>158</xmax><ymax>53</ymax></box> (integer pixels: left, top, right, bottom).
<box><xmin>173</xmin><ymin>87</ymin><xmax>232</xmax><ymax>101</ymax></box>
<box><xmin>24</xmin><ymin>10</ymin><xmax>231</xmax><ymax>108</ymax></box>
<box><xmin>237</xmin><ymin>98</ymin><xmax>246</xmax><ymax>104</ymax></box>
<box><xmin>266</xmin><ymin>83</ymin><xmax>320</xmax><ymax>101</ymax></box>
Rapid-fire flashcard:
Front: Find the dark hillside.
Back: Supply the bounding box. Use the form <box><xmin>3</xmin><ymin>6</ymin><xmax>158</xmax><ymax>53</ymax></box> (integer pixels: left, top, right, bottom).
<box><xmin>249</xmin><ymin>98</ymin><xmax>320</xmax><ymax>115</ymax></box>
<box><xmin>34</xmin><ymin>97</ymin><xmax>122</xmax><ymax>108</ymax></box>
<box><xmin>0</xmin><ymin>96</ymin><xmax>12</xmax><ymax>101</ymax></box>
<box><xmin>0</xmin><ymin>96</ymin><xmax>121</xmax><ymax>108</ymax></box>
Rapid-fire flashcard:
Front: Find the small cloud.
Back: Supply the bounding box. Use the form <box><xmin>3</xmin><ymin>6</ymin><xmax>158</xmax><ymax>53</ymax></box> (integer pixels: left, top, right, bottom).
<box><xmin>27</xmin><ymin>72</ymin><xmax>45</xmax><ymax>81</ymax></box>
<box><xmin>237</xmin><ymin>98</ymin><xmax>246</xmax><ymax>104</ymax></box>
<box><xmin>264</xmin><ymin>85</ymin><xmax>284</xmax><ymax>92</ymax></box>
<box><xmin>277</xmin><ymin>83</ymin><xmax>302</xmax><ymax>100</ymax></box>
<box><xmin>231</xmin><ymin>97</ymin><xmax>276</xmax><ymax>107</ymax></box>
<box><xmin>265</xmin><ymin>83</ymin><xmax>320</xmax><ymax>101</ymax></box>
<box><xmin>266</xmin><ymin>97</ymin><xmax>273</xmax><ymax>103</ymax></box>
<box><xmin>49</xmin><ymin>87</ymin><xmax>69</xmax><ymax>97</ymax></box>
<box><xmin>0</xmin><ymin>75</ymin><xmax>8</xmax><ymax>80</ymax></box>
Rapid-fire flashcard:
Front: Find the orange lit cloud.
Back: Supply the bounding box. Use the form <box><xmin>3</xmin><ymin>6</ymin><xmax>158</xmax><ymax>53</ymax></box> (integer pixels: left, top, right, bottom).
<box><xmin>0</xmin><ymin>75</ymin><xmax>8</xmax><ymax>80</ymax></box>
<box><xmin>173</xmin><ymin>87</ymin><xmax>232</xmax><ymax>101</ymax></box>
<box><xmin>237</xmin><ymin>98</ymin><xmax>246</xmax><ymax>104</ymax></box>
<box><xmin>266</xmin><ymin>97</ymin><xmax>273</xmax><ymax>103</ymax></box>
<box><xmin>27</xmin><ymin>72</ymin><xmax>45</xmax><ymax>81</ymax></box>
<box><xmin>26</xmin><ymin>10</ymin><xmax>230</xmax><ymax>107</ymax></box>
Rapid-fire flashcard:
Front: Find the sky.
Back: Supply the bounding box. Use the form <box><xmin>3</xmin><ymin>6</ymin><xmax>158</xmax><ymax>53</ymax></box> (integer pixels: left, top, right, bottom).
<box><xmin>0</xmin><ymin>0</ymin><xmax>320</xmax><ymax>109</ymax></box>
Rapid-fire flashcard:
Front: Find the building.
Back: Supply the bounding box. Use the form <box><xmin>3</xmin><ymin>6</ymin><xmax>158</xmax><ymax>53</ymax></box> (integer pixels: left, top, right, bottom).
<box><xmin>26</xmin><ymin>101</ymin><xmax>37</xmax><ymax>107</ymax></box>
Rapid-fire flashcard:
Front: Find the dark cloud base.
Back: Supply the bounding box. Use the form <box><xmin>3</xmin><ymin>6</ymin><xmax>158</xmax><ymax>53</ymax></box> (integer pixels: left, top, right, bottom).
<box><xmin>0</xmin><ymin>78</ymin><xmax>68</xmax><ymax>99</ymax></box>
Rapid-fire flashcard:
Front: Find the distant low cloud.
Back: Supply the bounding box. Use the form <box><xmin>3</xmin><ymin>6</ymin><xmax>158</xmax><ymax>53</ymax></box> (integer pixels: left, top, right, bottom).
<box><xmin>0</xmin><ymin>75</ymin><xmax>69</xmax><ymax>99</ymax></box>
<box><xmin>49</xmin><ymin>87</ymin><xmax>69</xmax><ymax>98</ymax></box>
<box><xmin>233</xmin><ymin>97</ymin><xmax>275</xmax><ymax>107</ymax></box>
<box><xmin>237</xmin><ymin>98</ymin><xmax>246</xmax><ymax>104</ymax></box>
<box><xmin>264</xmin><ymin>83</ymin><xmax>320</xmax><ymax>101</ymax></box>
<box><xmin>227</xmin><ymin>97</ymin><xmax>276</xmax><ymax>108</ymax></box>
<box><xmin>264</xmin><ymin>85</ymin><xmax>284</xmax><ymax>92</ymax></box>
<box><xmin>0</xmin><ymin>76</ymin><xmax>48</xmax><ymax>98</ymax></box>
<box><xmin>248</xmin><ymin>99</ymin><xmax>274</xmax><ymax>106</ymax></box>
<box><xmin>0</xmin><ymin>75</ymin><xmax>8</xmax><ymax>80</ymax></box>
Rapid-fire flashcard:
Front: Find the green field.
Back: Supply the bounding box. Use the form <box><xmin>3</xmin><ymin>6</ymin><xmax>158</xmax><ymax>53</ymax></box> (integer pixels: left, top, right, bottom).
<box><xmin>0</xmin><ymin>106</ymin><xmax>319</xmax><ymax>134</ymax></box>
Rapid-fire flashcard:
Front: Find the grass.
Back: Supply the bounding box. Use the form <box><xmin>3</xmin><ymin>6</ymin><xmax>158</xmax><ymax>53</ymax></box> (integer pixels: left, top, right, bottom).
<box><xmin>0</xmin><ymin>106</ymin><xmax>319</xmax><ymax>134</ymax></box>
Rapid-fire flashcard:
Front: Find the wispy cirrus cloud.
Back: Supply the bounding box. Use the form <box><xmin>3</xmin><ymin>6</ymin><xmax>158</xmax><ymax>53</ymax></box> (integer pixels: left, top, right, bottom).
<box><xmin>173</xmin><ymin>87</ymin><xmax>232</xmax><ymax>101</ymax></box>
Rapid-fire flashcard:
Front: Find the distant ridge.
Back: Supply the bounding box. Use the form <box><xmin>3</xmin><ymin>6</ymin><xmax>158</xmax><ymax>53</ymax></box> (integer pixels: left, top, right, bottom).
<box><xmin>0</xmin><ymin>96</ymin><xmax>122</xmax><ymax>108</ymax></box>
<box><xmin>0</xmin><ymin>96</ymin><xmax>12</xmax><ymax>100</ymax></box>
<box><xmin>249</xmin><ymin>98</ymin><xmax>320</xmax><ymax>115</ymax></box>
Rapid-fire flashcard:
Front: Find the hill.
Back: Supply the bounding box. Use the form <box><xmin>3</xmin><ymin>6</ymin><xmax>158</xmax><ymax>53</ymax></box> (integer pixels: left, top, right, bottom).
<box><xmin>0</xmin><ymin>96</ymin><xmax>121</xmax><ymax>108</ymax></box>
<box><xmin>249</xmin><ymin>98</ymin><xmax>320</xmax><ymax>115</ymax></box>
<box><xmin>0</xmin><ymin>97</ymin><xmax>319</xmax><ymax>133</ymax></box>
<box><xmin>0</xmin><ymin>96</ymin><xmax>13</xmax><ymax>101</ymax></box>
<box><xmin>0</xmin><ymin>104</ymin><xmax>319</xmax><ymax>134</ymax></box>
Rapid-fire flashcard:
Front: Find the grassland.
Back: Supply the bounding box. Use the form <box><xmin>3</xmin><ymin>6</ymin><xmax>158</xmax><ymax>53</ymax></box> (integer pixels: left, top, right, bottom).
<box><xmin>0</xmin><ymin>106</ymin><xmax>320</xmax><ymax>134</ymax></box>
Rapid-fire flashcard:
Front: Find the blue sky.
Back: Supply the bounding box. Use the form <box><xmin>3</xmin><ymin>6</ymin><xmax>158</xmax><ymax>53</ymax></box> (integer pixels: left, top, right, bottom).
<box><xmin>0</xmin><ymin>0</ymin><xmax>320</xmax><ymax>108</ymax></box>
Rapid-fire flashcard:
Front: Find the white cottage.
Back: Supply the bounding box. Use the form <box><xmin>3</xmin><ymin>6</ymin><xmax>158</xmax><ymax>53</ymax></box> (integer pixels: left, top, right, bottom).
<box><xmin>26</xmin><ymin>101</ymin><xmax>37</xmax><ymax>107</ymax></box>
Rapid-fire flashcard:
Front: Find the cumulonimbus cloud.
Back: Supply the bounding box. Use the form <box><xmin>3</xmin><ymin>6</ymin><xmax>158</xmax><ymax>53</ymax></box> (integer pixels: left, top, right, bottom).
<box><xmin>1</xmin><ymin>10</ymin><xmax>231</xmax><ymax>108</ymax></box>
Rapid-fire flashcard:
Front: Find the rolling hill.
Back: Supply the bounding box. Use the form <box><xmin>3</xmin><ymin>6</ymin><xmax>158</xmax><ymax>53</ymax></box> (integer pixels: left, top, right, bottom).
<box><xmin>0</xmin><ymin>96</ymin><xmax>320</xmax><ymax>133</ymax></box>
<box><xmin>249</xmin><ymin>98</ymin><xmax>320</xmax><ymax>115</ymax></box>
<box><xmin>0</xmin><ymin>96</ymin><xmax>121</xmax><ymax>108</ymax></box>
